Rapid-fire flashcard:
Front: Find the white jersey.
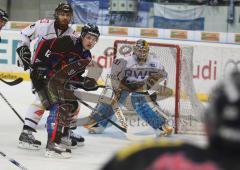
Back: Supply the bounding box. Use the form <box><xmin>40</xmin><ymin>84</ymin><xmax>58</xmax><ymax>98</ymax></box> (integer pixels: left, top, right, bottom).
<box><xmin>18</xmin><ymin>19</ymin><xmax>77</xmax><ymax>49</ymax></box>
<box><xmin>110</xmin><ymin>53</ymin><xmax>167</xmax><ymax>92</ymax></box>
<box><xmin>123</xmin><ymin>53</ymin><xmax>167</xmax><ymax>83</ymax></box>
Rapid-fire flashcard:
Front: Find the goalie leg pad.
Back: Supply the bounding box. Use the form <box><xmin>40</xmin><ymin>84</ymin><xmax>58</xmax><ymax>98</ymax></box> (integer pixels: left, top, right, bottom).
<box><xmin>87</xmin><ymin>90</ymin><xmax>128</xmax><ymax>133</ymax></box>
<box><xmin>131</xmin><ymin>92</ymin><xmax>166</xmax><ymax>129</ymax></box>
<box><xmin>91</xmin><ymin>103</ymin><xmax>115</xmax><ymax>128</ymax></box>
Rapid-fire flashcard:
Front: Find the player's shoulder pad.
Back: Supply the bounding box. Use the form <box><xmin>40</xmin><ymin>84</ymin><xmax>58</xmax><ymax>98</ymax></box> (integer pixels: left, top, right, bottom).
<box><xmin>115</xmin><ymin>139</ymin><xmax>184</xmax><ymax>161</ymax></box>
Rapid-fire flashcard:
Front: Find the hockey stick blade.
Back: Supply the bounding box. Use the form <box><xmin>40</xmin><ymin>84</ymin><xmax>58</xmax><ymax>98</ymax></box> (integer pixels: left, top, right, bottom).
<box><xmin>0</xmin><ymin>77</ymin><xmax>23</xmax><ymax>86</ymax></box>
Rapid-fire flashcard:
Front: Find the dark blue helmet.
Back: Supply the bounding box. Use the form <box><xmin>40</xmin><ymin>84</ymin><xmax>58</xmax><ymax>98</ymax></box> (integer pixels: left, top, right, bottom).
<box><xmin>81</xmin><ymin>23</ymin><xmax>100</xmax><ymax>39</ymax></box>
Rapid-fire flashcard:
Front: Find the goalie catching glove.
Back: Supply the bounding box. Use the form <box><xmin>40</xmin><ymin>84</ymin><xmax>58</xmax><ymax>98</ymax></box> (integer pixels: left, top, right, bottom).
<box><xmin>16</xmin><ymin>45</ymin><xmax>31</xmax><ymax>71</ymax></box>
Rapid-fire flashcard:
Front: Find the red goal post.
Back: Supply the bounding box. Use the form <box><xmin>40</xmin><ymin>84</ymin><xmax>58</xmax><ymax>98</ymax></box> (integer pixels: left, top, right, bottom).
<box><xmin>113</xmin><ymin>40</ymin><xmax>205</xmax><ymax>134</ymax></box>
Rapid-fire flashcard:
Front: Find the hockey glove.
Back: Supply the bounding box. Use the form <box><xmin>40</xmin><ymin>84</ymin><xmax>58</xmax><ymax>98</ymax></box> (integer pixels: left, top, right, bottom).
<box><xmin>78</xmin><ymin>77</ymin><xmax>99</xmax><ymax>91</ymax></box>
<box><xmin>16</xmin><ymin>45</ymin><xmax>31</xmax><ymax>71</ymax></box>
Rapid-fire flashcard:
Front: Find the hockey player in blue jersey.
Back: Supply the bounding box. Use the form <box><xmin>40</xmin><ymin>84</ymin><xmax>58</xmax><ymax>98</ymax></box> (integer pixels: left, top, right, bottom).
<box><xmin>85</xmin><ymin>39</ymin><xmax>173</xmax><ymax>137</ymax></box>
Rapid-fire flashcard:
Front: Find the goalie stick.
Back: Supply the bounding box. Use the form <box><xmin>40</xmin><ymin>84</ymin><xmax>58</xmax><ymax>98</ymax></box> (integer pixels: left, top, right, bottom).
<box><xmin>0</xmin><ymin>151</ymin><xmax>28</xmax><ymax>170</ymax></box>
<box><xmin>75</xmin><ymin>91</ymin><xmax>174</xmax><ymax>141</ymax></box>
<box><xmin>76</xmin><ymin>97</ymin><xmax>155</xmax><ymax>141</ymax></box>
<box><xmin>77</xmin><ymin>98</ymin><xmax>127</xmax><ymax>133</ymax></box>
<box><xmin>73</xmin><ymin>82</ymin><xmax>128</xmax><ymax>132</ymax></box>
<box><xmin>0</xmin><ymin>77</ymin><xmax>23</xmax><ymax>86</ymax></box>
<box><xmin>74</xmin><ymin>85</ymin><xmax>173</xmax><ymax>126</ymax></box>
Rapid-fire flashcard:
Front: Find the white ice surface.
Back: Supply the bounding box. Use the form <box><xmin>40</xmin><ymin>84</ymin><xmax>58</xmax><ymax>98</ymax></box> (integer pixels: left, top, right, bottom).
<box><xmin>0</xmin><ymin>81</ymin><xmax>207</xmax><ymax>170</ymax></box>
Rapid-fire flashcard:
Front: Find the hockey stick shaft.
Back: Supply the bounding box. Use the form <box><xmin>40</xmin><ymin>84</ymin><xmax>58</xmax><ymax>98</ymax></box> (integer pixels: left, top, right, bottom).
<box><xmin>0</xmin><ymin>151</ymin><xmax>28</xmax><ymax>170</ymax></box>
<box><xmin>0</xmin><ymin>77</ymin><xmax>23</xmax><ymax>86</ymax></box>
<box><xmin>77</xmin><ymin>98</ymin><xmax>127</xmax><ymax>133</ymax></box>
<box><xmin>0</xmin><ymin>92</ymin><xmax>24</xmax><ymax>123</ymax></box>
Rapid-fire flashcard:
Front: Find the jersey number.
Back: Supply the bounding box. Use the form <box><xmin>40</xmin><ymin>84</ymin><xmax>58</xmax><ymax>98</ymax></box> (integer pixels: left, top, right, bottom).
<box><xmin>45</xmin><ymin>50</ymin><xmax>51</xmax><ymax>58</ymax></box>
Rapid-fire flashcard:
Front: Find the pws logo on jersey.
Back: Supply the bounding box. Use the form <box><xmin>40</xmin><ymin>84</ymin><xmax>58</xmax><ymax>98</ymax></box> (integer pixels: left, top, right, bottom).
<box><xmin>125</xmin><ymin>68</ymin><xmax>159</xmax><ymax>79</ymax></box>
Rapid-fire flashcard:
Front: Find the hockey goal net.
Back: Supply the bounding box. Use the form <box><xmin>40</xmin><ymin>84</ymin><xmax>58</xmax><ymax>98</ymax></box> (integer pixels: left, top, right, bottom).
<box><xmin>113</xmin><ymin>40</ymin><xmax>205</xmax><ymax>134</ymax></box>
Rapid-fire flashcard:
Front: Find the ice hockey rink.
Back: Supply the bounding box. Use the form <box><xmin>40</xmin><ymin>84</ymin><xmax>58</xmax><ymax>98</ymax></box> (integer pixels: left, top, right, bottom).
<box><xmin>0</xmin><ymin>80</ymin><xmax>207</xmax><ymax>170</ymax></box>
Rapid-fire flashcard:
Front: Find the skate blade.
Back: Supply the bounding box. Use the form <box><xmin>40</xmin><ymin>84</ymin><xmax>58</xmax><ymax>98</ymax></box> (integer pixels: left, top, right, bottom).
<box><xmin>18</xmin><ymin>141</ymin><xmax>41</xmax><ymax>150</ymax></box>
<box><xmin>60</xmin><ymin>143</ymin><xmax>78</xmax><ymax>150</ymax></box>
<box><xmin>45</xmin><ymin>150</ymin><xmax>71</xmax><ymax>159</ymax></box>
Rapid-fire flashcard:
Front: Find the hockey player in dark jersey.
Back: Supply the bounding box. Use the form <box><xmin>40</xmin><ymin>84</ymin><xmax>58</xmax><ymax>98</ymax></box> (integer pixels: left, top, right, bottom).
<box><xmin>102</xmin><ymin>70</ymin><xmax>240</xmax><ymax>170</ymax></box>
<box><xmin>0</xmin><ymin>9</ymin><xmax>8</xmax><ymax>42</ymax></box>
<box><xmin>31</xmin><ymin>23</ymin><xmax>100</xmax><ymax>158</ymax></box>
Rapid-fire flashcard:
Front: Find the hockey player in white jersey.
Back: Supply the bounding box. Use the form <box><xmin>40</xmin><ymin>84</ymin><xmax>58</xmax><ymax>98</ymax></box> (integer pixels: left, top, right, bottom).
<box><xmin>16</xmin><ymin>2</ymin><xmax>84</xmax><ymax>150</ymax></box>
<box><xmin>85</xmin><ymin>39</ymin><xmax>173</xmax><ymax>136</ymax></box>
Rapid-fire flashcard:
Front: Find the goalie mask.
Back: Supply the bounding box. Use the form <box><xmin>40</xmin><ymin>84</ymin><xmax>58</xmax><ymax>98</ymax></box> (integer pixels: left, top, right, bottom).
<box><xmin>205</xmin><ymin>70</ymin><xmax>240</xmax><ymax>149</ymax></box>
<box><xmin>133</xmin><ymin>39</ymin><xmax>149</xmax><ymax>64</ymax></box>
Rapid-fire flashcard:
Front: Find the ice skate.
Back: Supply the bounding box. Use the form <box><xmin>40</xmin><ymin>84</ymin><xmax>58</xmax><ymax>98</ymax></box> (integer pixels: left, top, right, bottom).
<box><xmin>69</xmin><ymin>130</ymin><xmax>85</xmax><ymax>146</ymax></box>
<box><xmin>156</xmin><ymin>124</ymin><xmax>173</xmax><ymax>137</ymax></box>
<box><xmin>60</xmin><ymin>136</ymin><xmax>78</xmax><ymax>149</ymax></box>
<box><xmin>87</xmin><ymin>123</ymin><xmax>105</xmax><ymax>134</ymax></box>
<box><xmin>45</xmin><ymin>141</ymin><xmax>71</xmax><ymax>159</ymax></box>
<box><xmin>18</xmin><ymin>130</ymin><xmax>41</xmax><ymax>150</ymax></box>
